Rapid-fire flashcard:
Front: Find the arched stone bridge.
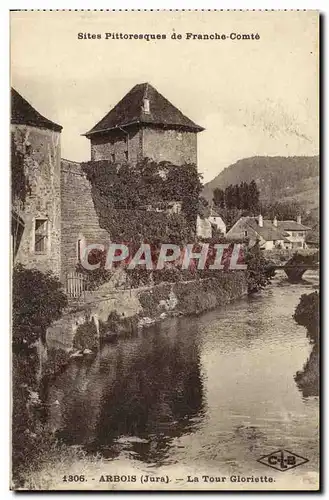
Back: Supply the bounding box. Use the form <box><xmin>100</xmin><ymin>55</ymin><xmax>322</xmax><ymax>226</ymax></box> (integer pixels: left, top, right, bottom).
<box><xmin>268</xmin><ymin>252</ymin><xmax>319</xmax><ymax>283</ymax></box>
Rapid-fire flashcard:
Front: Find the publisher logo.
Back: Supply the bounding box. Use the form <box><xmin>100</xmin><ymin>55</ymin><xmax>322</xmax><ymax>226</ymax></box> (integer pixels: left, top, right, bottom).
<box><xmin>257</xmin><ymin>450</ymin><xmax>309</xmax><ymax>472</ymax></box>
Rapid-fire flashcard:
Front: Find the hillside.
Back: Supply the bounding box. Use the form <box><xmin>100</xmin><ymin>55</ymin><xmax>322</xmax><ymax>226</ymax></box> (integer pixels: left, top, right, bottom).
<box><xmin>202</xmin><ymin>156</ymin><xmax>319</xmax><ymax>214</ymax></box>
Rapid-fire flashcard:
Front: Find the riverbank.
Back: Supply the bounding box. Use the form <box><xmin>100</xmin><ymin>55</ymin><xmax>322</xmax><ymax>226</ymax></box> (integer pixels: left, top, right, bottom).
<box><xmin>45</xmin><ymin>271</ymin><xmax>248</xmax><ymax>375</ymax></box>
<box><xmin>16</xmin><ymin>271</ymin><xmax>319</xmax><ymax>491</ymax></box>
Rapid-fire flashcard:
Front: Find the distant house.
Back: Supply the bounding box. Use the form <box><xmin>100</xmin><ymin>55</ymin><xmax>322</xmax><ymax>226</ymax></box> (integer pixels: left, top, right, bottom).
<box><xmin>196</xmin><ymin>215</ymin><xmax>212</xmax><ymax>239</ymax></box>
<box><xmin>208</xmin><ymin>208</ymin><xmax>226</xmax><ymax>235</ymax></box>
<box><xmin>277</xmin><ymin>216</ymin><xmax>311</xmax><ymax>249</ymax></box>
<box><xmin>226</xmin><ymin>215</ymin><xmax>310</xmax><ymax>250</ymax></box>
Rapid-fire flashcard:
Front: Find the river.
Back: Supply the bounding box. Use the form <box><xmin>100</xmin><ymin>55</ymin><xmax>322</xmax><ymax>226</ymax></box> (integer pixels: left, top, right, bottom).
<box><xmin>40</xmin><ymin>271</ymin><xmax>319</xmax><ymax>490</ymax></box>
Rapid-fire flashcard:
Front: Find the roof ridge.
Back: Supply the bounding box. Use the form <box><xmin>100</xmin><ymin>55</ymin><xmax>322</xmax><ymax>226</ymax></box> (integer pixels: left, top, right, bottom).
<box><xmin>143</xmin><ymin>82</ymin><xmax>150</xmax><ymax>99</ymax></box>
<box><xmin>84</xmin><ymin>82</ymin><xmax>204</xmax><ymax>137</ymax></box>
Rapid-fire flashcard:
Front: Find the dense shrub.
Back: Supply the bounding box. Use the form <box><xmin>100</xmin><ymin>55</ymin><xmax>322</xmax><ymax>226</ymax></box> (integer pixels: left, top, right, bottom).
<box><xmin>73</xmin><ymin>318</ymin><xmax>99</xmax><ymax>351</ymax></box>
<box><xmin>174</xmin><ymin>272</ymin><xmax>247</xmax><ymax>315</ymax></box>
<box><xmin>98</xmin><ymin>311</ymin><xmax>138</xmax><ymax>339</ymax></box>
<box><xmin>245</xmin><ymin>244</ymin><xmax>275</xmax><ymax>294</ymax></box>
<box><xmin>12</xmin><ymin>265</ymin><xmax>67</xmax><ymax>487</ymax></box>
<box><xmin>294</xmin><ymin>291</ymin><xmax>319</xmax><ymax>343</ymax></box>
<box><xmin>13</xmin><ymin>264</ymin><xmax>68</xmax><ymax>349</ymax></box>
<box><xmin>138</xmin><ymin>272</ymin><xmax>247</xmax><ymax>318</ymax></box>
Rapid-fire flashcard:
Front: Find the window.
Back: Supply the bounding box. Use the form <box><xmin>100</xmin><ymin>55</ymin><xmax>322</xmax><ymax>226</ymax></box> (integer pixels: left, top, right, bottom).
<box><xmin>111</xmin><ymin>153</ymin><xmax>115</xmax><ymax>163</ymax></box>
<box><xmin>34</xmin><ymin>218</ymin><xmax>48</xmax><ymax>253</ymax></box>
<box><xmin>124</xmin><ymin>150</ymin><xmax>128</xmax><ymax>161</ymax></box>
<box><xmin>298</xmin><ymin>231</ymin><xmax>304</xmax><ymax>237</ymax></box>
<box><xmin>244</xmin><ymin>230</ymin><xmax>248</xmax><ymax>237</ymax></box>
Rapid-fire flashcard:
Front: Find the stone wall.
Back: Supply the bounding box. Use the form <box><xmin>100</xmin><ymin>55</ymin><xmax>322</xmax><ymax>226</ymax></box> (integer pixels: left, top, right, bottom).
<box><xmin>143</xmin><ymin>127</ymin><xmax>197</xmax><ymax>165</ymax></box>
<box><xmin>90</xmin><ymin>126</ymin><xmax>142</xmax><ymax>164</ymax></box>
<box><xmin>46</xmin><ymin>272</ymin><xmax>248</xmax><ymax>353</ymax></box>
<box><xmin>89</xmin><ymin>126</ymin><xmax>198</xmax><ymax>167</ymax></box>
<box><xmin>60</xmin><ymin>159</ymin><xmax>110</xmax><ymax>281</ymax></box>
<box><xmin>12</xmin><ymin>124</ymin><xmax>61</xmax><ymax>276</ymax></box>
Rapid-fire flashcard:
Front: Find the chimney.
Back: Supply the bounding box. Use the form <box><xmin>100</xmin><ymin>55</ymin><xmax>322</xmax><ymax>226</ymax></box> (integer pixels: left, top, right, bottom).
<box><xmin>273</xmin><ymin>216</ymin><xmax>278</xmax><ymax>228</ymax></box>
<box><xmin>296</xmin><ymin>215</ymin><xmax>302</xmax><ymax>225</ymax></box>
<box><xmin>258</xmin><ymin>214</ymin><xmax>263</xmax><ymax>228</ymax></box>
<box><xmin>143</xmin><ymin>97</ymin><xmax>150</xmax><ymax>114</ymax></box>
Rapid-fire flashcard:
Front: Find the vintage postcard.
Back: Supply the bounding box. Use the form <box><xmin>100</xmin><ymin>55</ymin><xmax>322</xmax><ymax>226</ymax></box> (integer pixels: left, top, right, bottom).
<box><xmin>11</xmin><ymin>10</ymin><xmax>319</xmax><ymax>491</ymax></box>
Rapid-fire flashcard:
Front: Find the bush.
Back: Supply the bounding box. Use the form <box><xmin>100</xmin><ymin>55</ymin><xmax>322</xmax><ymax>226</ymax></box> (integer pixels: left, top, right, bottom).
<box><xmin>98</xmin><ymin>311</ymin><xmax>138</xmax><ymax>339</ymax></box>
<box><xmin>294</xmin><ymin>291</ymin><xmax>319</xmax><ymax>343</ymax></box>
<box><xmin>13</xmin><ymin>264</ymin><xmax>68</xmax><ymax>349</ymax></box>
<box><xmin>12</xmin><ymin>265</ymin><xmax>67</xmax><ymax>487</ymax></box>
<box><xmin>245</xmin><ymin>244</ymin><xmax>275</xmax><ymax>294</ymax></box>
<box><xmin>73</xmin><ymin>318</ymin><xmax>99</xmax><ymax>351</ymax></box>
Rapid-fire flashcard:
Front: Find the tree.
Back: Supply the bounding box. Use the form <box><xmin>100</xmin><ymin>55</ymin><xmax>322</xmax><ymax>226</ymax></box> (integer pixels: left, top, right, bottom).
<box><xmin>213</xmin><ymin>187</ymin><xmax>225</xmax><ymax>208</ymax></box>
<box><xmin>248</xmin><ymin>180</ymin><xmax>260</xmax><ymax>214</ymax></box>
<box><xmin>262</xmin><ymin>200</ymin><xmax>306</xmax><ymax>221</ymax></box>
<box><xmin>245</xmin><ymin>243</ymin><xmax>275</xmax><ymax>294</ymax></box>
<box><xmin>213</xmin><ymin>180</ymin><xmax>260</xmax><ymax>213</ymax></box>
<box><xmin>294</xmin><ymin>291</ymin><xmax>319</xmax><ymax>344</ymax></box>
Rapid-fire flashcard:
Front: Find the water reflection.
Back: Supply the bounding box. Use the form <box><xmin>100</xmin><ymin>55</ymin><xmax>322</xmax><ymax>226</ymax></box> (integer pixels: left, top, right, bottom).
<box><xmin>295</xmin><ymin>345</ymin><xmax>319</xmax><ymax>398</ymax></box>
<box><xmin>44</xmin><ymin>272</ymin><xmax>319</xmax><ymax>476</ymax></box>
<box><xmin>47</xmin><ymin>318</ymin><xmax>204</xmax><ymax>465</ymax></box>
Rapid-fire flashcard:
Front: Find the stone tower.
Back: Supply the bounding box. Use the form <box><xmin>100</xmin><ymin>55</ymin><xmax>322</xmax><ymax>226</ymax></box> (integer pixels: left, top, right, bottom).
<box><xmin>11</xmin><ymin>88</ymin><xmax>62</xmax><ymax>276</ymax></box>
<box><xmin>84</xmin><ymin>83</ymin><xmax>204</xmax><ymax>166</ymax></box>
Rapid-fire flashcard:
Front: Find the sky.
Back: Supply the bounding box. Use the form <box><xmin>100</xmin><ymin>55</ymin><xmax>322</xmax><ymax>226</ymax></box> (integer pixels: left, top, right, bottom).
<box><xmin>10</xmin><ymin>10</ymin><xmax>319</xmax><ymax>183</ymax></box>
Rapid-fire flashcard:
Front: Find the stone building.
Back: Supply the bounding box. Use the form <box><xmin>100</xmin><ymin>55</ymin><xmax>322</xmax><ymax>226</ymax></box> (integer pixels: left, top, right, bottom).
<box><xmin>11</xmin><ymin>88</ymin><xmax>62</xmax><ymax>276</ymax></box>
<box><xmin>60</xmin><ymin>159</ymin><xmax>109</xmax><ymax>280</ymax></box>
<box><xmin>12</xmin><ymin>84</ymin><xmax>204</xmax><ymax>283</ymax></box>
<box><xmin>226</xmin><ymin>214</ymin><xmax>310</xmax><ymax>250</ymax></box>
<box><xmin>84</xmin><ymin>82</ymin><xmax>204</xmax><ymax>166</ymax></box>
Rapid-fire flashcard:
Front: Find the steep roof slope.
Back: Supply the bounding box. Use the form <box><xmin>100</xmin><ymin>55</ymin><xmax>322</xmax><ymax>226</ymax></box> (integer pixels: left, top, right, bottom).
<box><xmin>227</xmin><ymin>216</ymin><xmax>310</xmax><ymax>242</ymax></box>
<box><xmin>85</xmin><ymin>82</ymin><xmax>204</xmax><ymax>137</ymax></box>
<box><xmin>11</xmin><ymin>88</ymin><xmax>62</xmax><ymax>132</ymax></box>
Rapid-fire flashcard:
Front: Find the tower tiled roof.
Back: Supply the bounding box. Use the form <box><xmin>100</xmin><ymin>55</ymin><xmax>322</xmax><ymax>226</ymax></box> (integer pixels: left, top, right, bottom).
<box><xmin>85</xmin><ymin>82</ymin><xmax>204</xmax><ymax>137</ymax></box>
<box><xmin>11</xmin><ymin>88</ymin><xmax>62</xmax><ymax>132</ymax></box>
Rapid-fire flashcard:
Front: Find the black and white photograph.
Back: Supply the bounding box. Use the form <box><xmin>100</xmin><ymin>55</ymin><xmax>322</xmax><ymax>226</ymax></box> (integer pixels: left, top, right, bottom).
<box><xmin>10</xmin><ymin>10</ymin><xmax>319</xmax><ymax>491</ymax></box>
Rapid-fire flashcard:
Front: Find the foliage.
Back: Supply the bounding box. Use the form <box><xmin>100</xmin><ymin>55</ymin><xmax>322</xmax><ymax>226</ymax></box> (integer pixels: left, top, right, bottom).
<box><xmin>213</xmin><ymin>180</ymin><xmax>260</xmax><ymax>213</ymax></box>
<box><xmin>287</xmin><ymin>251</ymin><xmax>319</xmax><ymax>266</ymax></box>
<box><xmin>138</xmin><ymin>272</ymin><xmax>248</xmax><ymax>317</ymax></box>
<box><xmin>98</xmin><ymin>311</ymin><xmax>138</xmax><ymax>339</ymax></box>
<box><xmin>11</xmin><ymin>134</ymin><xmax>31</xmax><ymax>207</ymax></box>
<box><xmin>74</xmin><ymin>318</ymin><xmax>99</xmax><ymax>351</ymax></box>
<box><xmin>12</xmin><ymin>264</ymin><xmax>68</xmax><ymax>349</ymax></box>
<box><xmin>76</xmin><ymin>248</ymin><xmax>112</xmax><ymax>290</ymax></box>
<box><xmin>294</xmin><ymin>291</ymin><xmax>319</xmax><ymax>343</ymax></box>
<box><xmin>245</xmin><ymin>243</ymin><xmax>275</xmax><ymax>294</ymax></box>
<box><xmin>138</xmin><ymin>283</ymin><xmax>173</xmax><ymax>316</ymax></box>
<box><xmin>261</xmin><ymin>200</ymin><xmax>305</xmax><ymax>221</ymax></box>
<box><xmin>82</xmin><ymin>158</ymin><xmax>203</xmax><ymax>242</ymax></box>
<box><xmin>205</xmin><ymin>155</ymin><xmax>319</xmax><ymax>213</ymax></box>
<box><xmin>12</xmin><ymin>265</ymin><xmax>68</xmax><ymax>486</ymax></box>
<box><xmin>215</xmin><ymin>207</ymin><xmax>242</xmax><ymax>231</ymax></box>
